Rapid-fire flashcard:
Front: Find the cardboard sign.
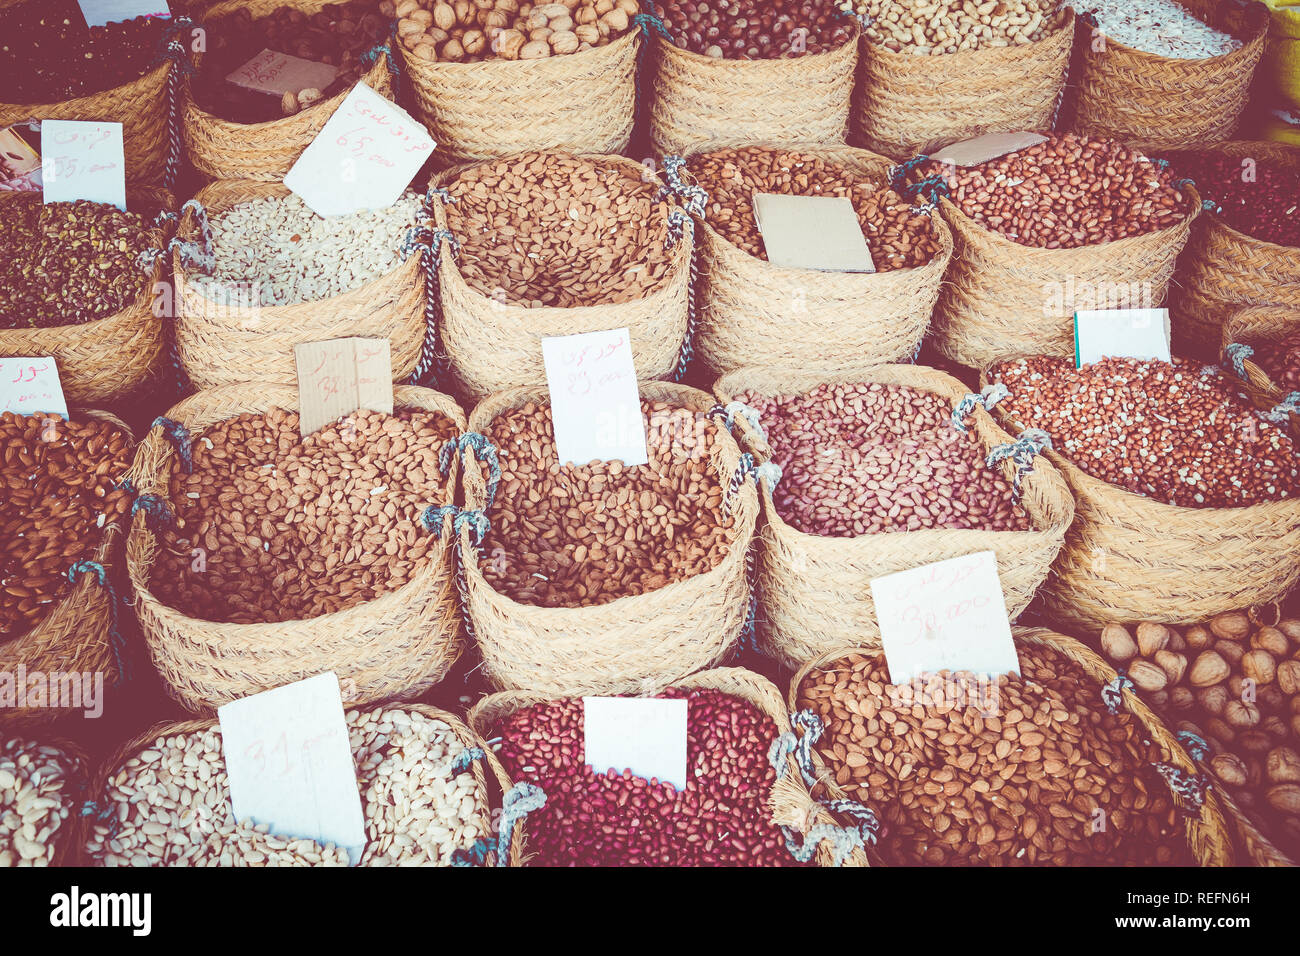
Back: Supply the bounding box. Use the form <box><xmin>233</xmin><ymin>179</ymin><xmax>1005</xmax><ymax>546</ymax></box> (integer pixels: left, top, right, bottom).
<box><xmin>226</xmin><ymin>49</ymin><xmax>339</xmax><ymax>97</ymax></box>
<box><xmin>931</xmin><ymin>131</ymin><xmax>1050</xmax><ymax>168</ymax></box>
<box><xmin>40</xmin><ymin>120</ymin><xmax>125</xmax><ymax>210</ymax></box>
<box><xmin>872</xmin><ymin>552</ymin><xmax>1020</xmax><ymax>685</ymax></box>
<box><xmin>541</xmin><ymin>328</ymin><xmax>648</xmax><ymax>467</ymax></box>
<box><xmin>284</xmin><ymin>82</ymin><xmax>435</xmax><ymax>218</ymax></box>
<box><xmin>78</xmin><ymin>0</ymin><xmax>171</xmax><ymax>26</ymax></box>
<box><xmin>0</xmin><ymin>125</ymin><xmax>41</xmax><ymax>180</ymax></box>
<box><xmin>583</xmin><ymin>697</ymin><xmax>688</xmax><ymax>791</ymax></box>
<box><xmin>0</xmin><ymin>357</ymin><xmax>69</xmax><ymax>419</ymax></box>
<box><xmin>1075</xmin><ymin>308</ymin><xmax>1172</xmax><ymax>367</ymax></box>
<box><xmin>293</xmin><ymin>338</ymin><xmax>393</xmax><ymax>437</ymax></box>
<box><xmin>218</xmin><ymin>674</ymin><xmax>366</xmax><ymax>865</ymax></box>
<box><xmin>752</xmin><ymin>194</ymin><xmax>876</xmax><ymax>273</ymax></box>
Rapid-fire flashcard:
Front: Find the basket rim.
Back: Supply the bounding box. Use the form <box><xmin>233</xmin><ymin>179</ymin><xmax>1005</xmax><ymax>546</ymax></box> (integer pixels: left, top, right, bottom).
<box><xmin>1076</xmin><ymin>0</ymin><xmax>1269</xmax><ymax>66</ymax></box>
<box><xmin>0</xmin><ymin>58</ymin><xmax>170</xmax><ymax>115</ymax></box>
<box><xmin>1168</xmin><ymin>140</ymin><xmax>1300</xmax><ymax>255</ymax></box>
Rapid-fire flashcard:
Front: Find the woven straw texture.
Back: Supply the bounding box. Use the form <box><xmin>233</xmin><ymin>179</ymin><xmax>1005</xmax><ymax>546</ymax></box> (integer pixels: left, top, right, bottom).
<box><xmin>405</xmin><ymin>30</ymin><xmax>638</xmax><ymax>167</ymax></box>
<box><xmin>1171</xmin><ymin>141</ymin><xmax>1300</xmax><ymax>362</ymax></box>
<box><xmin>182</xmin><ymin>0</ymin><xmax>394</xmax><ymax>181</ymax></box>
<box><xmin>124</xmin><ymin>383</ymin><xmax>466</xmax><ymax>715</ymax></box>
<box><xmin>1069</xmin><ymin>0</ymin><xmax>1269</xmax><ymax>152</ymax></box>
<box><xmin>713</xmin><ymin>365</ymin><xmax>1074</xmax><ymax>672</ymax></box>
<box><xmin>79</xmin><ymin>702</ymin><xmax>523</xmax><ymax>866</ymax></box>
<box><xmin>680</xmin><ymin>142</ymin><xmax>952</xmax><ymax>377</ymax></box>
<box><xmin>851</xmin><ymin>10</ymin><xmax>1075</xmax><ymax>161</ymax></box>
<box><xmin>981</xmin><ymin>369</ymin><xmax>1300</xmax><ymax>630</ymax></box>
<box><xmin>0</xmin><ymin>736</ymin><xmax>87</xmax><ymax>865</ymax></box>
<box><xmin>432</xmin><ymin>154</ymin><xmax>691</xmax><ymax>402</ymax></box>
<box><xmin>788</xmin><ymin>628</ymin><xmax>1235</xmax><ymax>866</ymax></box>
<box><xmin>648</xmin><ymin>28</ymin><xmax>858</xmax><ymax>157</ymax></box>
<box><xmin>468</xmin><ymin>666</ymin><xmax>868</xmax><ymax>866</ymax></box>
<box><xmin>932</xmin><ymin>189</ymin><xmax>1199</xmax><ymax>370</ymax></box>
<box><xmin>0</xmin><ymin>410</ymin><xmax>134</xmax><ymax>732</ymax></box>
<box><xmin>0</xmin><ymin>188</ymin><xmax>173</xmax><ymax>405</ymax></box>
<box><xmin>173</xmin><ymin>180</ymin><xmax>424</xmax><ymax>390</ymax></box>
<box><xmin>1211</xmin><ymin>783</ymin><xmax>1296</xmax><ymax>867</ymax></box>
<box><xmin>1221</xmin><ymin>305</ymin><xmax>1300</xmax><ymax>416</ymax></box>
<box><xmin>461</xmin><ymin>381</ymin><xmax>758</xmax><ymax>697</ymax></box>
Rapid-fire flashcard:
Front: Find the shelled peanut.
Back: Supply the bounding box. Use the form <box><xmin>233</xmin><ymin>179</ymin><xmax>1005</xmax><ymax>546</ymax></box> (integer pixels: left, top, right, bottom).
<box><xmin>1098</xmin><ymin>613</ymin><xmax>1300</xmax><ymax>853</ymax></box>
<box><xmin>839</xmin><ymin>0</ymin><xmax>1057</xmax><ymax>55</ymax></box>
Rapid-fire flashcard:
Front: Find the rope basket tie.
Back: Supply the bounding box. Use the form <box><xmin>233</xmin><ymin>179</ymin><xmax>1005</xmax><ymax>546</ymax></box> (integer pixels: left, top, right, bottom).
<box><xmin>1265</xmin><ymin>392</ymin><xmax>1300</xmax><ymax>425</ymax></box>
<box><xmin>67</xmin><ymin>560</ymin><xmax>129</xmax><ymax>686</ymax></box>
<box><xmin>453</xmin><ymin>432</ymin><xmax>502</xmax><ymax>511</ymax></box>
<box><xmin>495</xmin><ymin>781</ymin><xmax>546</xmax><ymax>868</ymax></box>
<box><xmin>789</xmin><ymin>709</ymin><xmax>824</xmax><ymax>789</ymax></box>
<box><xmin>151</xmin><ymin>415</ymin><xmax>194</xmax><ymax>474</ymax></box>
<box><xmin>660</xmin><ymin>155</ymin><xmax>709</xmax><ymax>218</ymax></box>
<box><xmin>1225</xmin><ymin>342</ymin><xmax>1255</xmax><ymax>378</ymax></box>
<box><xmin>158</xmin><ymin>16</ymin><xmax>198</xmax><ymax>192</ymax></box>
<box><xmin>951</xmin><ymin>382</ymin><xmax>1010</xmax><ymax>432</ymax></box>
<box><xmin>1101</xmin><ymin>673</ymin><xmax>1135</xmax><ymax>716</ymax></box>
<box><xmin>404</xmin><ymin>225</ymin><xmax>459</xmax><ymax>389</ymax></box>
<box><xmin>130</xmin><ymin>492</ymin><xmax>175</xmax><ymax>534</ymax></box>
<box><xmin>985</xmin><ymin>428</ymin><xmax>1053</xmax><ymax>497</ymax></box>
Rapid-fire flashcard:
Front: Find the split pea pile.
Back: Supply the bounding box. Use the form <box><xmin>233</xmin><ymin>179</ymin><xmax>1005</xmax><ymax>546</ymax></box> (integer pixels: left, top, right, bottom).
<box><xmin>738</xmin><ymin>382</ymin><xmax>1031</xmax><ymax>536</ymax></box>
<box><xmin>87</xmin><ymin>708</ymin><xmax>489</xmax><ymax>866</ymax></box>
<box><xmin>479</xmin><ymin>401</ymin><xmax>737</xmax><ymax>607</ymax></box>
<box><xmin>151</xmin><ymin>408</ymin><xmax>457</xmax><ymax>624</ymax></box>
<box><xmin>797</xmin><ymin>642</ymin><xmax>1194</xmax><ymax>865</ymax></box>
<box><xmin>1</xmin><ymin>739</ymin><xmax>83</xmax><ymax>867</ymax></box>
<box><xmin>840</xmin><ymin>0</ymin><xmax>1057</xmax><ymax>55</ymax></box>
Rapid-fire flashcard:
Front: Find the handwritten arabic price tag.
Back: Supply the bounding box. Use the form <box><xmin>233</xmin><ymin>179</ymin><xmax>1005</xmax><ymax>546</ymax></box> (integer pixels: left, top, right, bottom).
<box><xmin>0</xmin><ymin>357</ymin><xmax>68</xmax><ymax>419</ymax></box>
<box><xmin>283</xmin><ymin>82</ymin><xmax>434</xmax><ymax>217</ymax></box>
<box><xmin>583</xmin><ymin>697</ymin><xmax>688</xmax><ymax>791</ymax></box>
<box><xmin>294</xmin><ymin>337</ymin><xmax>393</xmax><ymax>438</ymax></box>
<box><xmin>218</xmin><ymin>673</ymin><xmax>367</xmax><ymax>865</ymax></box>
<box><xmin>871</xmin><ymin>551</ymin><xmax>1020</xmax><ymax>685</ymax></box>
<box><xmin>77</xmin><ymin>0</ymin><xmax>171</xmax><ymax>27</ymax></box>
<box><xmin>541</xmin><ymin>327</ymin><xmax>648</xmax><ymax>466</ymax></box>
<box><xmin>40</xmin><ymin>120</ymin><xmax>125</xmax><ymax>209</ymax></box>
<box><xmin>226</xmin><ymin>49</ymin><xmax>339</xmax><ymax>97</ymax></box>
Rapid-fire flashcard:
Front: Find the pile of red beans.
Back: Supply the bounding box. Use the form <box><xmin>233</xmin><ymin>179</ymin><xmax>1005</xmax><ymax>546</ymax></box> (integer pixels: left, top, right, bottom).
<box><xmin>1164</xmin><ymin>150</ymin><xmax>1300</xmax><ymax>248</ymax></box>
<box><xmin>1252</xmin><ymin>332</ymin><xmax>1300</xmax><ymax>393</ymax></box>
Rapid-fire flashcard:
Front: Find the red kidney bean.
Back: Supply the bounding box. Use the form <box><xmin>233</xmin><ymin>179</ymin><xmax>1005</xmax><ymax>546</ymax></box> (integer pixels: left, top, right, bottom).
<box><xmin>1162</xmin><ymin>150</ymin><xmax>1300</xmax><ymax>248</ymax></box>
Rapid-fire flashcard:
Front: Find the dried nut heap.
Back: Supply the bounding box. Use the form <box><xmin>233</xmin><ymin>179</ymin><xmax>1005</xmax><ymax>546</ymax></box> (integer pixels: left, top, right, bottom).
<box><xmin>1078</xmin><ymin>0</ymin><xmax>1242</xmax><ymax>59</ymax></box>
<box><xmin>0</xmin><ymin>0</ymin><xmax>164</xmax><ymax>101</ymax></box>
<box><xmin>445</xmin><ymin>153</ymin><xmax>673</xmax><ymax>308</ymax></box>
<box><xmin>839</xmin><ymin>0</ymin><xmax>1056</xmax><ymax>55</ymax></box>
<box><xmin>0</xmin><ymin>198</ymin><xmax>155</xmax><ymax>330</ymax></box>
<box><xmin>385</xmin><ymin>0</ymin><xmax>639</xmax><ymax>62</ymax></box>
<box><xmin>739</xmin><ymin>382</ymin><xmax>1031</xmax><ymax>536</ymax></box>
<box><xmin>481</xmin><ymin>401</ymin><xmax>737</xmax><ymax>607</ymax></box>
<box><xmin>1</xmin><ymin>739</ymin><xmax>82</xmax><ymax>867</ymax></box>
<box><xmin>1164</xmin><ymin>150</ymin><xmax>1300</xmax><ymax>248</ymax></box>
<box><xmin>992</xmin><ymin>356</ymin><xmax>1300</xmax><ymax>508</ymax></box>
<box><xmin>88</xmin><ymin>708</ymin><xmax>489</xmax><ymax>866</ymax></box>
<box><xmin>652</xmin><ymin>0</ymin><xmax>854</xmax><ymax>59</ymax></box>
<box><xmin>188</xmin><ymin>193</ymin><xmax>423</xmax><ymax>308</ymax></box>
<box><xmin>687</xmin><ymin>147</ymin><xmax>940</xmax><ymax>270</ymax></box>
<box><xmin>798</xmin><ymin>642</ymin><xmax>1195</xmax><ymax>865</ymax></box>
<box><xmin>151</xmin><ymin>408</ymin><xmax>457</xmax><ymax>624</ymax></box>
<box><xmin>917</xmin><ymin>133</ymin><xmax>1188</xmax><ymax>249</ymax></box>
<box><xmin>493</xmin><ymin>689</ymin><xmax>799</xmax><ymax>865</ymax></box>
<box><xmin>1252</xmin><ymin>332</ymin><xmax>1300</xmax><ymax>394</ymax></box>
<box><xmin>1</xmin><ymin>414</ymin><xmax>133</xmax><ymax>641</ymax></box>
<box><xmin>193</xmin><ymin>2</ymin><xmax>390</xmax><ymax>122</ymax></box>
<box><xmin>1098</xmin><ymin>613</ymin><xmax>1300</xmax><ymax>855</ymax></box>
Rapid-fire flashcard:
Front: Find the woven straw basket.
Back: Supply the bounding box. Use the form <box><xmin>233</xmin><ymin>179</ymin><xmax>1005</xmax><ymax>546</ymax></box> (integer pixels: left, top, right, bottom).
<box><xmin>1212</xmin><ymin>782</ymin><xmax>1297</xmax><ymax>867</ymax></box>
<box><xmin>0</xmin><ymin>189</ymin><xmax>173</xmax><ymax>405</ymax></box>
<box><xmin>173</xmin><ymin>180</ymin><xmax>425</xmax><ymax>390</ymax></box>
<box><xmin>431</xmin><ymin>154</ymin><xmax>691</xmax><ymax>402</ymax></box>
<box><xmin>468</xmin><ymin>666</ymin><xmax>869</xmax><ymax>866</ymax></box>
<box><xmin>80</xmin><ymin>702</ymin><xmax>524</xmax><ymax>866</ymax></box>
<box><xmin>182</xmin><ymin>0</ymin><xmax>395</xmax><ymax>182</ymax></box>
<box><xmin>1221</xmin><ymin>305</ymin><xmax>1300</xmax><ymax>419</ymax></box>
<box><xmin>981</xmin><ymin>366</ymin><xmax>1300</xmax><ymax>630</ymax></box>
<box><xmin>1169</xmin><ymin>141</ymin><xmax>1300</xmax><ymax>362</ymax></box>
<box><xmin>0</xmin><ymin>410</ymin><xmax>134</xmax><ymax>732</ymax></box>
<box><xmin>678</xmin><ymin>142</ymin><xmax>952</xmax><ymax>378</ymax></box>
<box><xmin>647</xmin><ymin>26</ymin><xmax>858</xmax><ymax>157</ymax></box>
<box><xmin>930</xmin><ymin>188</ymin><xmax>1199</xmax><ymax>371</ymax></box>
<box><xmin>124</xmin><ymin>383</ymin><xmax>466</xmax><ymax>714</ymax></box>
<box><xmin>404</xmin><ymin>29</ymin><xmax>638</xmax><ymax>167</ymax></box>
<box><xmin>1069</xmin><ymin>0</ymin><xmax>1269</xmax><ymax>152</ymax></box>
<box><xmin>0</xmin><ymin>736</ymin><xmax>87</xmax><ymax>865</ymax></box>
<box><xmin>713</xmin><ymin>365</ymin><xmax>1074</xmax><ymax>672</ymax></box>
<box><xmin>460</xmin><ymin>381</ymin><xmax>758</xmax><ymax>697</ymax></box>
<box><xmin>850</xmin><ymin>9</ymin><xmax>1075</xmax><ymax>161</ymax></box>
<box><xmin>788</xmin><ymin>629</ymin><xmax>1235</xmax><ymax>866</ymax></box>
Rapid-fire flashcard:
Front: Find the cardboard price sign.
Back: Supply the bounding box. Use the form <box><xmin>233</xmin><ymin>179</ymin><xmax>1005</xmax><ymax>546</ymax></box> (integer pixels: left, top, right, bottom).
<box><xmin>931</xmin><ymin>131</ymin><xmax>1049</xmax><ymax>168</ymax></box>
<box><xmin>1074</xmin><ymin>308</ymin><xmax>1172</xmax><ymax>367</ymax></box>
<box><xmin>583</xmin><ymin>697</ymin><xmax>689</xmax><ymax>791</ymax></box>
<box><xmin>41</xmin><ymin>120</ymin><xmax>126</xmax><ymax>210</ymax></box>
<box><xmin>293</xmin><ymin>338</ymin><xmax>393</xmax><ymax>437</ymax></box>
<box><xmin>226</xmin><ymin>49</ymin><xmax>339</xmax><ymax>97</ymax></box>
<box><xmin>0</xmin><ymin>357</ymin><xmax>69</xmax><ymax>419</ymax></box>
<box><xmin>540</xmin><ymin>327</ymin><xmax>648</xmax><ymax>466</ymax></box>
<box><xmin>752</xmin><ymin>193</ymin><xmax>876</xmax><ymax>273</ymax></box>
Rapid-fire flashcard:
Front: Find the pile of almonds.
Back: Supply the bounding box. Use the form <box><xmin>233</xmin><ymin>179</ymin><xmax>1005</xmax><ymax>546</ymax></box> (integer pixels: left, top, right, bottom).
<box><xmin>1</xmin><ymin>413</ymin><xmax>133</xmax><ymax>641</ymax></box>
<box><xmin>480</xmin><ymin>401</ymin><xmax>738</xmax><ymax>607</ymax></box>
<box><xmin>151</xmin><ymin>408</ymin><xmax>457</xmax><ymax>624</ymax></box>
<box><xmin>687</xmin><ymin>147</ymin><xmax>940</xmax><ymax>270</ymax></box>
<box><xmin>87</xmin><ymin>707</ymin><xmax>490</xmax><ymax>866</ymax></box>
<box><xmin>387</xmin><ymin>0</ymin><xmax>638</xmax><ymax>62</ymax></box>
<box><xmin>1</xmin><ymin>738</ymin><xmax>83</xmax><ymax>867</ymax></box>
<box><xmin>445</xmin><ymin>153</ymin><xmax>675</xmax><ymax>308</ymax></box>
<box><xmin>738</xmin><ymin>382</ymin><xmax>1031</xmax><ymax>536</ymax></box>
<box><xmin>797</xmin><ymin>642</ymin><xmax>1195</xmax><ymax>865</ymax></box>
<box><xmin>1098</xmin><ymin>612</ymin><xmax>1300</xmax><ymax>856</ymax></box>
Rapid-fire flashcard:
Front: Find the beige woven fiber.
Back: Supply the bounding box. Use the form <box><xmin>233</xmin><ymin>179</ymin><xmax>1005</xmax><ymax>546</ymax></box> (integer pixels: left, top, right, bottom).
<box><xmin>1221</xmin><ymin>305</ymin><xmax>1300</xmax><ymax>418</ymax></box>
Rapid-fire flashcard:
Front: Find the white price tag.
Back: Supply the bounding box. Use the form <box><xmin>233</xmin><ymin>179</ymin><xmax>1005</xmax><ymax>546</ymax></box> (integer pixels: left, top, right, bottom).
<box><xmin>541</xmin><ymin>327</ymin><xmax>648</xmax><ymax>466</ymax></box>
<box><xmin>931</xmin><ymin>131</ymin><xmax>1049</xmax><ymax>167</ymax></box>
<box><xmin>1074</xmin><ymin>308</ymin><xmax>1172</xmax><ymax>368</ymax></box>
<box><xmin>40</xmin><ymin>120</ymin><xmax>126</xmax><ymax>210</ymax></box>
<box><xmin>583</xmin><ymin>697</ymin><xmax>688</xmax><ymax>791</ymax></box>
<box><xmin>284</xmin><ymin>82</ymin><xmax>435</xmax><ymax>218</ymax></box>
<box><xmin>218</xmin><ymin>673</ymin><xmax>366</xmax><ymax>865</ymax></box>
<box><xmin>752</xmin><ymin>193</ymin><xmax>876</xmax><ymax>273</ymax></box>
<box><xmin>872</xmin><ymin>552</ymin><xmax>1020</xmax><ymax>685</ymax></box>
<box><xmin>77</xmin><ymin>0</ymin><xmax>171</xmax><ymax>26</ymax></box>
<box><xmin>0</xmin><ymin>357</ymin><xmax>69</xmax><ymax>419</ymax></box>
